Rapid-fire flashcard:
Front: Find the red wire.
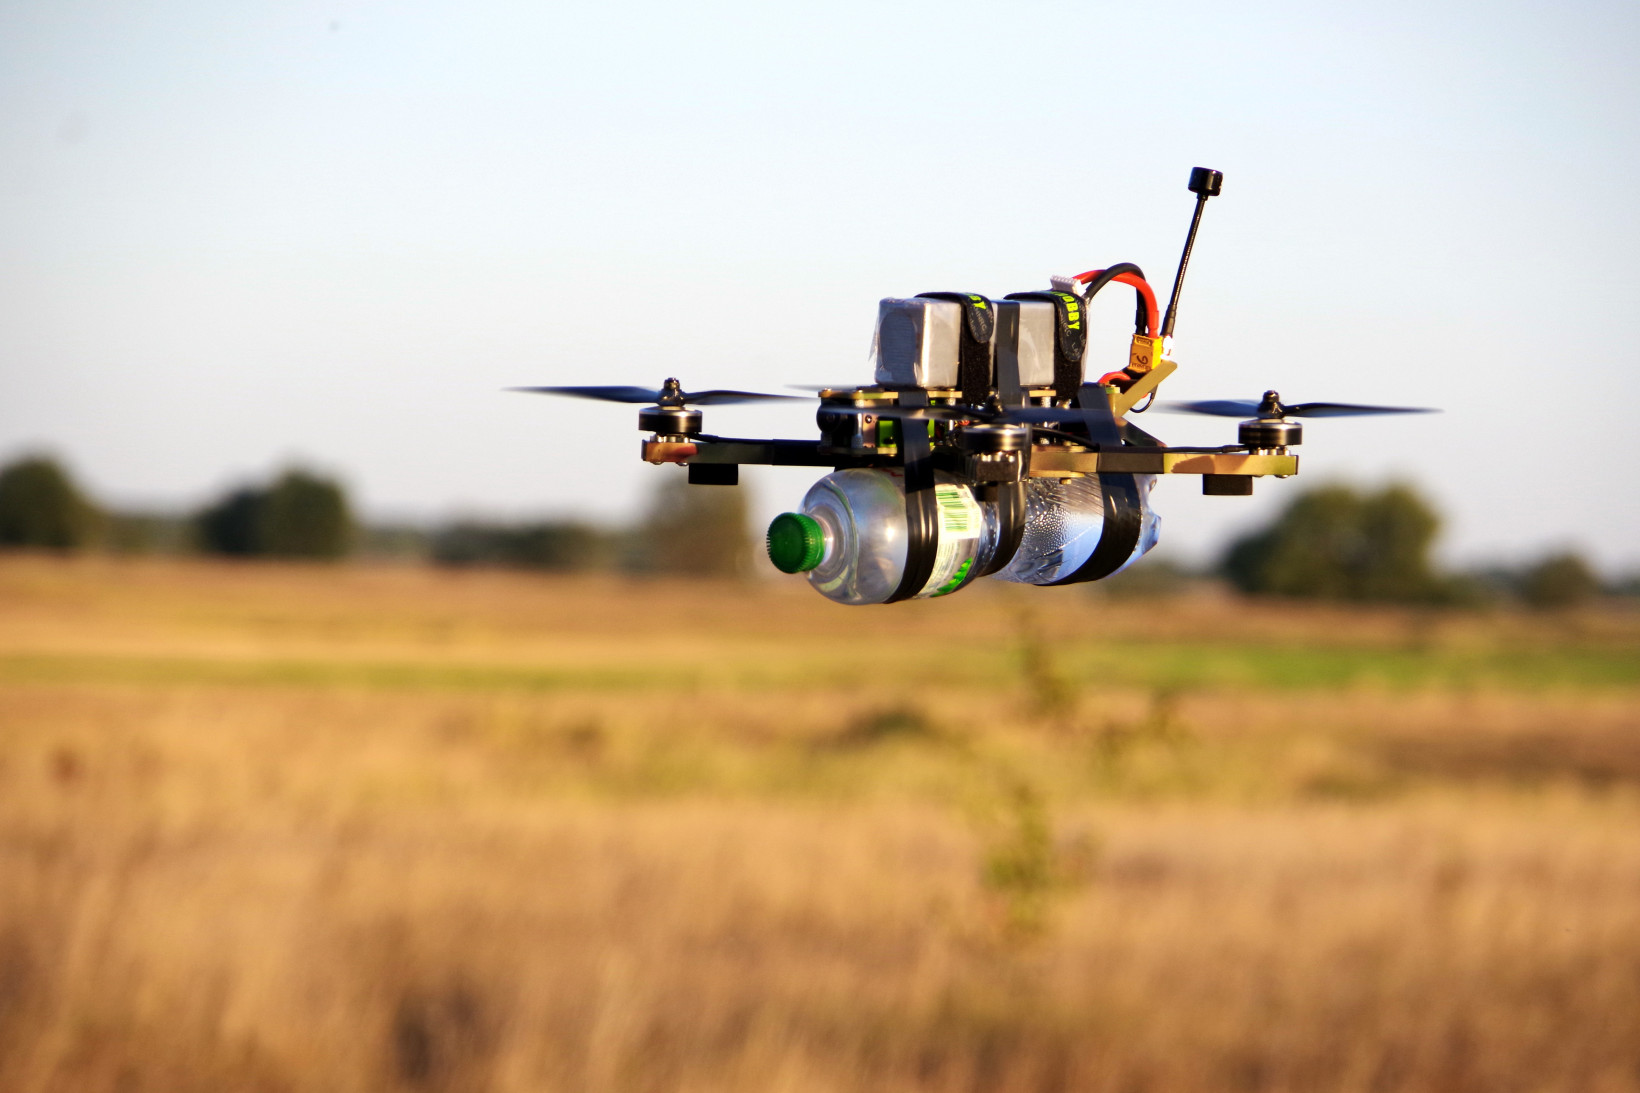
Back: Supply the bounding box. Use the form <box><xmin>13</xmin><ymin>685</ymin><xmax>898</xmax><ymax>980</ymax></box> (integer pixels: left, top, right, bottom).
<box><xmin>1073</xmin><ymin>269</ymin><xmax>1159</xmax><ymax>339</ymax></box>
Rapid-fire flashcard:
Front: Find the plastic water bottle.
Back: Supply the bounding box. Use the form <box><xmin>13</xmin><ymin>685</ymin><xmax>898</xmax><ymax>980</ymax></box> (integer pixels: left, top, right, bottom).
<box><xmin>992</xmin><ymin>474</ymin><xmax>1160</xmax><ymax>585</ymax></box>
<box><xmin>991</xmin><ymin>477</ymin><xmax>1106</xmax><ymax>585</ymax></box>
<box><xmin>766</xmin><ymin>468</ymin><xmax>998</xmax><ymax>605</ymax></box>
<box><xmin>1129</xmin><ymin>474</ymin><xmax>1161</xmax><ymax>570</ymax></box>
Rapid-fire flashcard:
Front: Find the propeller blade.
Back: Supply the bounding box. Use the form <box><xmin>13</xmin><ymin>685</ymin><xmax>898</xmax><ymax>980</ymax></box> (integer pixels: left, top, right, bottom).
<box><xmin>1157</xmin><ymin>398</ymin><xmax>1437</xmax><ymax>418</ymax></box>
<box><xmin>510</xmin><ymin>385</ymin><xmax>660</xmax><ymax>403</ymax></box>
<box><xmin>682</xmin><ymin>389</ymin><xmax>810</xmax><ymax>405</ymax></box>
<box><xmin>510</xmin><ymin>385</ymin><xmax>806</xmax><ymax>406</ymax></box>
<box><xmin>1284</xmin><ymin>402</ymin><xmax>1439</xmax><ymax>418</ymax></box>
<box><xmin>1155</xmin><ymin>399</ymin><xmax>1263</xmax><ymax>417</ymax></box>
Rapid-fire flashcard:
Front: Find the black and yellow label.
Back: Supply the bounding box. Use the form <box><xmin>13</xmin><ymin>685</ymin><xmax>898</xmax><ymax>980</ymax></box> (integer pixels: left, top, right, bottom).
<box><xmin>1048</xmin><ymin>290</ymin><xmax>1082</xmax><ymax>331</ymax></box>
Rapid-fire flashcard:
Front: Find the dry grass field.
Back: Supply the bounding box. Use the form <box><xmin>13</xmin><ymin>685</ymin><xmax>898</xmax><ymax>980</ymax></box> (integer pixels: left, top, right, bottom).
<box><xmin>1</xmin><ymin>554</ymin><xmax>1637</xmax><ymax>1092</ymax></box>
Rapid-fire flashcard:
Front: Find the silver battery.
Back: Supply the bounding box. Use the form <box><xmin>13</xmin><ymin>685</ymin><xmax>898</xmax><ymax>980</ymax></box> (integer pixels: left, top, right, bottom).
<box><xmin>997</xmin><ymin>299</ymin><xmax>1062</xmax><ymax>388</ymax></box>
<box><xmin>872</xmin><ymin>295</ymin><xmax>1079</xmax><ymax>391</ymax></box>
<box><xmin>871</xmin><ymin>297</ymin><xmax>967</xmax><ymax>388</ymax></box>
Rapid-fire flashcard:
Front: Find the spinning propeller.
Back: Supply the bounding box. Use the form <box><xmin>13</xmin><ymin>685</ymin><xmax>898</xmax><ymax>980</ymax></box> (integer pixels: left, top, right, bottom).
<box><xmin>1156</xmin><ymin>390</ymin><xmax>1437</xmax><ymax>450</ymax></box>
<box><xmin>1159</xmin><ymin>390</ymin><xmax>1436</xmax><ymax>419</ymax></box>
<box><xmin>511</xmin><ymin>377</ymin><xmax>806</xmax><ymax>407</ymax></box>
<box><xmin>512</xmin><ymin>376</ymin><xmax>810</xmax><ymax>438</ymax></box>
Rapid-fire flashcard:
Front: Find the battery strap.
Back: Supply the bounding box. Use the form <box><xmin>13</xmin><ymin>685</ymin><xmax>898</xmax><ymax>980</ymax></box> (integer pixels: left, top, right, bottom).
<box><xmin>1003</xmin><ymin>290</ymin><xmax>1087</xmax><ymax>400</ymax></box>
<box><xmin>887</xmin><ymin>389</ymin><xmax>940</xmax><ymax>603</ymax></box>
<box><xmin>1050</xmin><ymin>382</ymin><xmax>1144</xmax><ymax>586</ymax></box>
<box><xmin>915</xmin><ymin>292</ymin><xmax>995</xmax><ymax>405</ymax></box>
<box><xmin>992</xmin><ymin>301</ymin><xmax>1025</xmax><ymax>407</ymax></box>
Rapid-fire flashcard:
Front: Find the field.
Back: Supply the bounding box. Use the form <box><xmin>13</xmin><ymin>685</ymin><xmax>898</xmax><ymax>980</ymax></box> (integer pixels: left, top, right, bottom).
<box><xmin>1</xmin><ymin>555</ymin><xmax>1638</xmax><ymax>1093</ymax></box>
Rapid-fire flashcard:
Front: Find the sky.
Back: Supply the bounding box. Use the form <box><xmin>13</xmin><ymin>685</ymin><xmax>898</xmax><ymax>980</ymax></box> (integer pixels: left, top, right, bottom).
<box><xmin>2</xmin><ymin>0</ymin><xmax>1637</xmax><ymax>572</ymax></box>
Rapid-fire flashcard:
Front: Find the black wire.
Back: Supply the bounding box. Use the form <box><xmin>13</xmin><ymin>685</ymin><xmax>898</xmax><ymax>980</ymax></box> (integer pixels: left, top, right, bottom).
<box><xmin>1079</xmin><ymin>262</ymin><xmax>1150</xmax><ymax>336</ymax></box>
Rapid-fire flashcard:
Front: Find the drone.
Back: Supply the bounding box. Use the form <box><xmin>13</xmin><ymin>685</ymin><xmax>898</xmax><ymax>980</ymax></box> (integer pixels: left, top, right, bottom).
<box><xmin>518</xmin><ymin>168</ymin><xmax>1433</xmax><ymax>605</ymax></box>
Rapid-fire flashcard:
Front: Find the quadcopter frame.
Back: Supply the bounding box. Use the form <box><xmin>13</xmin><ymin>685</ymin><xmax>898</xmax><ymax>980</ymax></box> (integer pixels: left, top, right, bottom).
<box><xmin>518</xmin><ymin>169</ymin><xmax>1436</xmax><ymax>601</ymax></box>
<box><xmin>638</xmin><ymin>167</ymin><xmax>1295</xmax><ymax>500</ymax></box>
<box><xmin>639</xmin><ymin>380</ymin><xmax>1299</xmax><ymax>498</ymax></box>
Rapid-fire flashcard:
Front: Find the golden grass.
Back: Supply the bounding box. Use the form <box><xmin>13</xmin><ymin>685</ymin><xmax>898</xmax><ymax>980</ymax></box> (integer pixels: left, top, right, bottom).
<box><xmin>0</xmin><ymin>555</ymin><xmax>1637</xmax><ymax>1092</ymax></box>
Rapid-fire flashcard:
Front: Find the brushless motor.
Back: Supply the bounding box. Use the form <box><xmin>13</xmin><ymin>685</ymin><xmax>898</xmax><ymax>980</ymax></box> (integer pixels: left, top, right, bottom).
<box><xmin>1238</xmin><ymin>418</ymin><xmax>1302</xmax><ymax>450</ymax></box>
<box><xmin>638</xmin><ymin>405</ymin><xmax>702</xmax><ymax>436</ymax></box>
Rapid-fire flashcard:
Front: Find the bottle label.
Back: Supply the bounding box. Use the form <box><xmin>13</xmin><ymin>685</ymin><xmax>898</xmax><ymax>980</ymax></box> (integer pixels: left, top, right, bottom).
<box><xmin>922</xmin><ymin>484</ymin><xmax>982</xmax><ymax>597</ymax></box>
<box><xmin>934</xmin><ymin>484</ymin><xmax>982</xmax><ymax>540</ymax></box>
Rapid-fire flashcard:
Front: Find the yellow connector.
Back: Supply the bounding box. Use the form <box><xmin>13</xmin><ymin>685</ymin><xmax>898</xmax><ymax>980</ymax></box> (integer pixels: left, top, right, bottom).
<box><xmin>1128</xmin><ymin>334</ymin><xmax>1165</xmax><ymax>375</ymax></box>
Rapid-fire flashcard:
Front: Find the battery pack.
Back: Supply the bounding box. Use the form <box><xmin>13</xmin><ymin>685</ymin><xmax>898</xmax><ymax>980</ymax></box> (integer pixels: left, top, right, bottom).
<box><xmin>1001</xmin><ymin>289</ymin><xmax>1090</xmax><ymax>397</ymax></box>
<box><xmin>996</xmin><ymin>299</ymin><xmax>1061</xmax><ymax>388</ymax></box>
<box><xmin>871</xmin><ymin>297</ymin><xmax>968</xmax><ymax>388</ymax></box>
<box><xmin>873</xmin><ymin>294</ymin><xmax>1078</xmax><ymax>393</ymax></box>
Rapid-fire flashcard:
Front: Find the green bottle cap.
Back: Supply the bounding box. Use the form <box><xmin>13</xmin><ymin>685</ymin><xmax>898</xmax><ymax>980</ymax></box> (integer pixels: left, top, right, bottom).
<box><xmin>766</xmin><ymin>512</ymin><xmax>825</xmax><ymax>573</ymax></box>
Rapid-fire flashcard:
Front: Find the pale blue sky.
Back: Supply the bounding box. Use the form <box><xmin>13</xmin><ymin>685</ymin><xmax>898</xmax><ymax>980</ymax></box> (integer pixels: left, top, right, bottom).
<box><xmin>2</xmin><ymin>0</ymin><xmax>1636</xmax><ymax>569</ymax></box>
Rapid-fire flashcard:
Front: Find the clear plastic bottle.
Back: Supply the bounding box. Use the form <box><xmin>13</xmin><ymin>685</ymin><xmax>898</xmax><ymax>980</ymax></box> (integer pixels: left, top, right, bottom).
<box><xmin>991</xmin><ymin>474</ymin><xmax>1160</xmax><ymax>585</ymax></box>
<box><xmin>767</xmin><ymin>468</ymin><xmax>998</xmax><ymax>605</ymax></box>
<box><xmin>1122</xmin><ymin>474</ymin><xmax>1162</xmax><ymax>575</ymax></box>
<box><xmin>991</xmin><ymin>477</ymin><xmax>1106</xmax><ymax>586</ymax></box>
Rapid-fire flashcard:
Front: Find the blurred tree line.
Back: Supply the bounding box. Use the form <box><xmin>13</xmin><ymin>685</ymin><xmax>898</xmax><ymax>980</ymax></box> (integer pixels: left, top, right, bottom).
<box><xmin>0</xmin><ymin>453</ymin><xmax>1628</xmax><ymax>602</ymax></box>
<box><xmin>422</xmin><ymin>480</ymin><xmax>749</xmax><ymax>576</ymax></box>
<box><xmin>1218</xmin><ymin>481</ymin><xmax>1609</xmax><ymax>609</ymax></box>
<box><xmin>196</xmin><ymin>470</ymin><xmax>353</xmax><ymax>558</ymax></box>
<box><xmin>1224</xmin><ymin>484</ymin><xmax>1444</xmax><ymax>603</ymax></box>
<box><xmin>0</xmin><ymin>454</ymin><xmax>752</xmax><ymax>577</ymax></box>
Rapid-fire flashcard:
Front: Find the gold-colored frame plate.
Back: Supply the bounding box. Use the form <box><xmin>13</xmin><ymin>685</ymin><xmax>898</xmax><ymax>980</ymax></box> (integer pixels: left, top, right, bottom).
<box><xmin>644</xmin><ymin>438</ymin><xmax>1297</xmax><ymax>478</ymax></box>
<box><xmin>1027</xmin><ymin>448</ymin><xmax>1297</xmax><ymax>477</ymax></box>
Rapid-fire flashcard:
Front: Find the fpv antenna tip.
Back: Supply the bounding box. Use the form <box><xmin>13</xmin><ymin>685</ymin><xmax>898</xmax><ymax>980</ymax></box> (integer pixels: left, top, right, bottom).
<box><xmin>1188</xmin><ymin>167</ymin><xmax>1224</xmax><ymax>197</ymax></box>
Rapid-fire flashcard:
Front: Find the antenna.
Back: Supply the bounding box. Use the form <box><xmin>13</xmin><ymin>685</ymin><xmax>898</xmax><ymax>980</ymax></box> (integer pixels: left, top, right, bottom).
<box><xmin>1161</xmin><ymin>167</ymin><xmax>1223</xmax><ymax>339</ymax></box>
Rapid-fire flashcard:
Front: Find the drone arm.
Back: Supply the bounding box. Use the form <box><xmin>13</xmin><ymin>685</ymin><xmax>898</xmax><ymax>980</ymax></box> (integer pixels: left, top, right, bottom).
<box><xmin>641</xmin><ymin>434</ymin><xmax>1296</xmax><ymax>482</ymax></box>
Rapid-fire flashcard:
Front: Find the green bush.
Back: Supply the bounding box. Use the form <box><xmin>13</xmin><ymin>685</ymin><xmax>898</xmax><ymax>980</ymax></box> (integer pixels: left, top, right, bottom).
<box><xmin>0</xmin><ymin>455</ymin><xmax>102</xmax><ymax>551</ymax></box>
<box><xmin>631</xmin><ymin>474</ymin><xmax>751</xmax><ymax>577</ymax></box>
<box><xmin>1519</xmin><ymin>552</ymin><xmax>1600</xmax><ymax>610</ymax></box>
<box><xmin>259</xmin><ymin>470</ymin><xmax>353</xmax><ymax>558</ymax></box>
<box><xmin>1222</xmin><ymin>483</ymin><xmax>1443</xmax><ymax>603</ymax></box>
<box><xmin>197</xmin><ymin>488</ymin><xmax>266</xmax><ymax>556</ymax></box>
<box><xmin>196</xmin><ymin>468</ymin><xmax>353</xmax><ymax>560</ymax></box>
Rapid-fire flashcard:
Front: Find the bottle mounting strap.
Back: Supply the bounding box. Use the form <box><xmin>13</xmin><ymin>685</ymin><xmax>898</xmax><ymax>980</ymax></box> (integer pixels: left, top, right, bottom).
<box><xmin>974</xmin><ymin>482</ymin><xmax>1026</xmax><ymax>578</ymax></box>
<box><xmin>1048</xmin><ymin>382</ymin><xmax>1144</xmax><ymax>585</ymax></box>
<box><xmin>1050</xmin><ymin>472</ymin><xmax>1143</xmax><ymax>586</ymax></box>
<box><xmin>886</xmin><ymin>390</ymin><xmax>940</xmax><ymax>603</ymax></box>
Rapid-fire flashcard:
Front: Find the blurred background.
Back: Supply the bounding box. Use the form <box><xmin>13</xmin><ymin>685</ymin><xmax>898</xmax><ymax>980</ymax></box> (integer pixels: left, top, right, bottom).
<box><xmin>2</xmin><ymin>2</ymin><xmax>1638</xmax><ymax>1091</ymax></box>
<box><xmin>1</xmin><ymin>0</ymin><xmax>1637</xmax><ymax>572</ymax></box>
